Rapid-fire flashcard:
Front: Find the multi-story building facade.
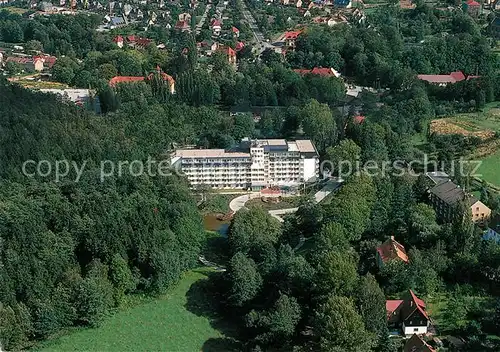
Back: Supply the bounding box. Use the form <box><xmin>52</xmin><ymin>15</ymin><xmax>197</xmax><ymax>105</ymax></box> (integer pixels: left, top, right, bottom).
<box><xmin>170</xmin><ymin>139</ymin><xmax>319</xmax><ymax>190</ymax></box>
<box><xmin>429</xmin><ymin>180</ymin><xmax>491</xmax><ymax>224</ymax></box>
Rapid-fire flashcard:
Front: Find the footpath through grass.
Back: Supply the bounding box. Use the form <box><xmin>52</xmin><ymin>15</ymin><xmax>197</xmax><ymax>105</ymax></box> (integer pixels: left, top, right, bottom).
<box><xmin>38</xmin><ymin>269</ymin><xmax>224</xmax><ymax>352</ymax></box>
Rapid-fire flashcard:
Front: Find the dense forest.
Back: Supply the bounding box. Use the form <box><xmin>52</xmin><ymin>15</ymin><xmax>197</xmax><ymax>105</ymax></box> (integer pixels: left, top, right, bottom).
<box><xmin>0</xmin><ymin>82</ymin><xmax>207</xmax><ymax>349</ymax></box>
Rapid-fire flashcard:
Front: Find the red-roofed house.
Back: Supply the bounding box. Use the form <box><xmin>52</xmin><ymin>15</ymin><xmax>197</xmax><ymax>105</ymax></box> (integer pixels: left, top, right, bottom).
<box><xmin>353</xmin><ymin>115</ymin><xmax>366</xmax><ymax>124</ymax></box>
<box><xmin>293</xmin><ymin>67</ymin><xmax>341</xmax><ymax>78</ymax></box>
<box><xmin>283</xmin><ymin>30</ymin><xmax>302</xmax><ymax>49</ymax></box>
<box><xmin>109</xmin><ymin>76</ymin><xmax>146</xmax><ymax>86</ymax></box>
<box><xmin>6</xmin><ymin>55</ymin><xmax>50</xmax><ymax>72</ymax></box>
<box><xmin>235</xmin><ymin>41</ymin><xmax>245</xmax><ymax>52</ymax></box>
<box><xmin>175</xmin><ymin>20</ymin><xmax>191</xmax><ymax>32</ymax></box>
<box><xmin>218</xmin><ymin>45</ymin><xmax>237</xmax><ymax>68</ymax></box>
<box><xmin>232</xmin><ymin>26</ymin><xmax>240</xmax><ymax>38</ymax></box>
<box><xmin>387</xmin><ymin>290</ymin><xmax>431</xmax><ymax>335</ymax></box>
<box><xmin>113</xmin><ymin>35</ymin><xmax>124</xmax><ymax>48</ymax></box>
<box><xmin>464</xmin><ymin>0</ymin><xmax>480</xmax><ymax>17</ymax></box>
<box><xmin>211</xmin><ymin>19</ymin><xmax>222</xmax><ymax>35</ymax></box>
<box><xmin>403</xmin><ymin>334</ymin><xmax>436</xmax><ymax>352</ymax></box>
<box><xmin>417</xmin><ymin>71</ymin><xmax>468</xmax><ymax>86</ymax></box>
<box><xmin>109</xmin><ymin>68</ymin><xmax>175</xmax><ymax>93</ymax></box>
<box><xmin>376</xmin><ymin>236</ymin><xmax>409</xmax><ymax>268</ymax></box>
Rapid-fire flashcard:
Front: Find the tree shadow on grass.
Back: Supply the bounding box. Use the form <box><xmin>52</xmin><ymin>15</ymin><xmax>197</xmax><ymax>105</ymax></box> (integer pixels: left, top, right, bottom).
<box><xmin>185</xmin><ymin>271</ymin><xmax>241</xmax><ymax>340</ymax></box>
<box><xmin>201</xmin><ymin>337</ymin><xmax>242</xmax><ymax>352</ymax></box>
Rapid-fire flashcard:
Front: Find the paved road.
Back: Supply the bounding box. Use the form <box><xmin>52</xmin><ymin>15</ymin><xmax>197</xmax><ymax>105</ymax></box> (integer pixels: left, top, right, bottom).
<box><xmin>240</xmin><ymin>0</ymin><xmax>273</xmax><ymax>54</ymax></box>
<box><xmin>229</xmin><ymin>178</ymin><xmax>344</xmax><ymax>218</ymax></box>
<box><xmin>195</xmin><ymin>4</ymin><xmax>212</xmax><ymax>35</ymax></box>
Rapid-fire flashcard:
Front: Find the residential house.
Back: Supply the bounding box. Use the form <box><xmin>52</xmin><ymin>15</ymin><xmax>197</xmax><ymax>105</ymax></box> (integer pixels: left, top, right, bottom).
<box><xmin>178</xmin><ymin>12</ymin><xmax>191</xmax><ymax>22</ymax></box>
<box><xmin>211</xmin><ymin>19</ymin><xmax>222</xmax><ymax>36</ymax></box>
<box><xmin>293</xmin><ymin>67</ymin><xmax>341</xmax><ymax>77</ymax></box>
<box><xmin>463</xmin><ymin>0</ymin><xmax>480</xmax><ymax>17</ymax></box>
<box><xmin>376</xmin><ymin>236</ymin><xmax>409</xmax><ymax>269</ymax></box>
<box><xmin>109</xmin><ymin>16</ymin><xmax>126</xmax><ymax>29</ymax></box>
<box><xmin>484</xmin><ymin>214</ymin><xmax>500</xmax><ymax>243</ymax></box>
<box><xmin>232</xmin><ymin>26</ymin><xmax>240</xmax><ymax>38</ymax></box>
<box><xmin>175</xmin><ymin>20</ymin><xmax>191</xmax><ymax>32</ymax></box>
<box><xmin>429</xmin><ymin>180</ymin><xmax>491</xmax><ymax>224</ymax></box>
<box><xmin>417</xmin><ymin>71</ymin><xmax>479</xmax><ymax>86</ymax></box>
<box><xmin>113</xmin><ymin>35</ymin><xmax>124</xmax><ymax>48</ymax></box>
<box><xmin>400</xmin><ymin>0</ymin><xmax>416</xmax><ymax>9</ymax></box>
<box><xmin>217</xmin><ymin>45</ymin><xmax>237</xmax><ymax>68</ymax></box>
<box><xmin>387</xmin><ymin>290</ymin><xmax>431</xmax><ymax>335</ymax></box>
<box><xmin>109</xmin><ymin>68</ymin><xmax>175</xmax><ymax>94</ymax></box>
<box><xmin>6</xmin><ymin>56</ymin><xmax>44</xmax><ymax>72</ymax></box>
<box><xmin>235</xmin><ymin>41</ymin><xmax>245</xmax><ymax>52</ymax></box>
<box><xmin>353</xmin><ymin>115</ymin><xmax>366</xmax><ymax>124</ymax></box>
<box><xmin>283</xmin><ymin>30</ymin><xmax>301</xmax><ymax>49</ymax></box>
<box><xmin>403</xmin><ymin>334</ymin><xmax>436</xmax><ymax>352</ymax></box>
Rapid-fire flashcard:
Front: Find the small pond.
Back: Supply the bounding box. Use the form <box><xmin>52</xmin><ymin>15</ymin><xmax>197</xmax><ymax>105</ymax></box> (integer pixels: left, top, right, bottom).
<box><xmin>203</xmin><ymin>213</ymin><xmax>230</xmax><ymax>237</ymax></box>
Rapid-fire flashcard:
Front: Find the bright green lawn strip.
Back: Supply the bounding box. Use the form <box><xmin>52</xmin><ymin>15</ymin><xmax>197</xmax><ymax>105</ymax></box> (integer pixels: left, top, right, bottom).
<box><xmin>37</xmin><ymin>269</ymin><xmax>223</xmax><ymax>352</ymax></box>
<box><xmin>478</xmin><ymin>149</ymin><xmax>500</xmax><ymax>187</ymax></box>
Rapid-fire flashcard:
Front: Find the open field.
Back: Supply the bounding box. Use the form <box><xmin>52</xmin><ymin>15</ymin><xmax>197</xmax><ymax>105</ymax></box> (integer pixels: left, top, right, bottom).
<box><xmin>477</xmin><ymin>149</ymin><xmax>500</xmax><ymax>187</ymax></box>
<box><xmin>37</xmin><ymin>269</ymin><xmax>228</xmax><ymax>352</ymax></box>
<box><xmin>430</xmin><ymin>116</ymin><xmax>498</xmax><ymax>140</ymax></box>
<box><xmin>1</xmin><ymin>7</ymin><xmax>29</xmax><ymax>14</ymax></box>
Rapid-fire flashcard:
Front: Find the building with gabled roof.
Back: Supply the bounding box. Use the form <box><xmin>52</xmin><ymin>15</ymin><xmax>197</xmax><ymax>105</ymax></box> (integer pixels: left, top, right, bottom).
<box><xmin>403</xmin><ymin>334</ymin><xmax>436</xmax><ymax>352</ymax></box>
<box><xmin>109</xmin><ymin>68</ymin><xmax>175</xmax><ymax>94</ymax></box>
<box><xmin>113</xmin><ymin>35</ymin><xmax>124</xmax><ymax>48</ymax></box>
<box><xmin>232</xmin><ymin>26</ymin><xmax>240</xmax><ymax>37</ymax></box>
<box><xmin>387</xmin><ymin>290</ymin><xmax>431</xmax><ymax>336</ymax></box>
<box><xmin>417</xmin><ymin>70</ymin><xmax>478</xmax><ymax>86</ymax></box>
<box><xmin>484</xmin><ymin>214</ymin><xmax>500</xmax><ymax>243</ymax></box>
<box><xmin>429</xmin><ymin>180</ymin><xmax>491</xmax><ymax>224</ymax></box>
<box><xmin>293</xmin><ymin>67</ymin><xmax>341</xmax><ymax>78</ymax></box>
<box><xmin>376</xmin><ymin>236</ymin><xmax>409</xmax><ymax>268</ymax></box>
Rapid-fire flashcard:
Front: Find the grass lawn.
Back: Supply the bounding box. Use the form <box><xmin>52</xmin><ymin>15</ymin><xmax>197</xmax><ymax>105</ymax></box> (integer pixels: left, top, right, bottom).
<box><xmin>478</xmin><ymin>149</ymin><xmax>500</xmax><ymax>187</ymax></box>
<box><xmin>37</xmin><ymin>269</ymin><xmax>227</xmax><ymax>352</ymax></box>
<box><xmin>246</xmin><ymin>196</ymin><xmax>301</xmax><ymax>211</ymax></box>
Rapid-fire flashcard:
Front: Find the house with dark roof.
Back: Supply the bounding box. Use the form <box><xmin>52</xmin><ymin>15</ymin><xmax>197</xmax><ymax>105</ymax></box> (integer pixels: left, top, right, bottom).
<box><xmin>403</xmin><ymin>334</ymin><xmax>436</xmax><ymax>352</ymax></box>
<box><xmin>387</xmin><ymin>290</ymin><xmax>431</xmax><ymax>336</ymax></box>
<box><xmin>376</xmin><ymin>236</ymin><xmax>409</xmax><ymax>268</ymax></box>
<box><xmin>429</xmin><ymin>180</ymin><xmax>491</xmax><ymax>224</ymax></box>
<box><xmin>334</xmin><ymin>0</ymin><xmax>352</xmax><ymax>7</ymax></box>
<box><xmin>425</xmin><ymin>171</ymin><xmax>450</xmax><ymax>186</ymax></box>
<box><xmin>484</xmin><ymin>214</ymin><xmax>500</xmax><ymax>243</ymax></box>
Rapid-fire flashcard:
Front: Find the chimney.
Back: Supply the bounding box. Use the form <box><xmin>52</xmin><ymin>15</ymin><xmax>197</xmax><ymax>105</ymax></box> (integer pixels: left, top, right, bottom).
<box><xmin>390</xmin><ymin>235</ymin><xmax>394</xmax><ymax>241</ymax></box>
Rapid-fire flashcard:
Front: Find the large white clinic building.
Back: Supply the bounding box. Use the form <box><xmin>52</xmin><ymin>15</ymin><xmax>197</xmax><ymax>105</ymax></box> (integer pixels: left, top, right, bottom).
<box><xmin>170</xmin><ymin>138</ymin><xmax>319</xmax><ymax>190</ymax></box>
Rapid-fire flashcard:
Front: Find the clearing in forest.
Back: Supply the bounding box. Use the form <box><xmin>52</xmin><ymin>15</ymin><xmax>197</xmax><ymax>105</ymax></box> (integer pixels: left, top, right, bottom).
<box><xmin>37</xmin><ymin>269</ymin><xmax>229</xmax><ymax>352</ymax></box>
